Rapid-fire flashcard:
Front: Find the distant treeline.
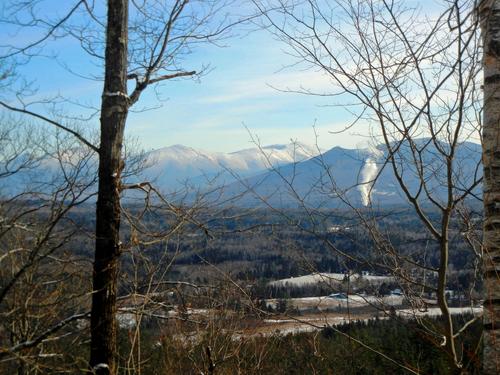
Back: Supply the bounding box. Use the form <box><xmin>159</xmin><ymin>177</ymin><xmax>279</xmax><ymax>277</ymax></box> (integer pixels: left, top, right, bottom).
<box><xmin>59</xmin><ymin>205</ymin><xmax>480</xmax><ymax>289</ymax></box>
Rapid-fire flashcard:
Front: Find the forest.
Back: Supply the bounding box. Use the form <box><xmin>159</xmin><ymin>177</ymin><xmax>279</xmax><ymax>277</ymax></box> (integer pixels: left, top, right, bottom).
<box><xmin>0</xmin><ymin>0</ymin><xmax>499</xmax><ymax>374</ymax></box>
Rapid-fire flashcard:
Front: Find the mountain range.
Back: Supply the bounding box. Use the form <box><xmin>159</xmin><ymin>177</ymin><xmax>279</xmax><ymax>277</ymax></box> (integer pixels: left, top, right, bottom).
<box><xmin>140</xmin><ymin>142</ymin><xmax>320</xmax><ymax>191</ymax></box>
<box><xmin>216</xmin><ymin>139</ymin><xmax>482</xmax><ymax>208</ymax></box>
<box><xmin>0</xmin><ymin>139</ymin><xmax>482</xmax><ymax>208</ymax></box>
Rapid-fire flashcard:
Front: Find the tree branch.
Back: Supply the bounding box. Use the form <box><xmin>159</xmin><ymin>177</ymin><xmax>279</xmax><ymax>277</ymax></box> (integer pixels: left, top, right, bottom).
<box><xmin>148</xmin><ymin>70</ymin><xmax>196</xmax><ymax>84</ymax></box>
<box><xmin>0</xmin><ymin>312</ymin><xmax>89</xmax><ymax>359</ymax></box>
<box><xmin>0</xmin><ymin>101</ymin><xmax>99</xmax><ymax>153</ymax></box>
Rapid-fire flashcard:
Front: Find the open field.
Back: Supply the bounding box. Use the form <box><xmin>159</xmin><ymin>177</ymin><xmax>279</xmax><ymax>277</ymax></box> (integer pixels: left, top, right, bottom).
<box><xmin>246</xmin><ymin>306</ymin><xmax>483</xmax><ymax>337</ymax></box>
<box><xmin>266</xmin><ymin>294</ymin><xmax>404</xmax><ymax>312</ymax></box>
<box><xmin>268</xmin><ymin>273</ymin><xmax>393</xmax><ymax>287</ymax></box>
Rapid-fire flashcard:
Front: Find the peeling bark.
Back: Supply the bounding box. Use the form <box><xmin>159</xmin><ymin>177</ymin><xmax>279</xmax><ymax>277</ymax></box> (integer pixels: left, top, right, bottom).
<box><xmin>480</xmin><ymin>1</ymin><xmax>500</xmax><ymax>374</ymax></box>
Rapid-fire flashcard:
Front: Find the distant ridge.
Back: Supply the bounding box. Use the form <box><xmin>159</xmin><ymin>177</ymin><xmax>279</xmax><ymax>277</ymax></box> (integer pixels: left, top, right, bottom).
<box><xmin>1</xmin><ymin>139</ymin><xmax>482</xmax><ymax>208</ymax></box>
<box><xmin>141</xmin><ymin>142</ymin><xmax>320</xmax><ymax>191</ymax></box>
<box><xmin>217</xmin><ymin>139</ymin><xmax>482</xmax><ymax>208</ymax></box>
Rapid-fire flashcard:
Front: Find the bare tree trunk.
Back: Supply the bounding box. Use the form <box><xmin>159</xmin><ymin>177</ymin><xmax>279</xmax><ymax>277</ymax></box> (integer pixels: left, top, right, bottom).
<box><xmin>480</xmin><ymin>1</ymin><xmax>500</xmax><ymax>374</ymax></box>
<box><xmin>437</xmin><ymin>231</ymin><xmax>459</xmax><ymax>367</ymax></box>
<box><xmin>89</xmin><ymin>0</ymin><xmax>129</xmax><ymax>373</ymax></box>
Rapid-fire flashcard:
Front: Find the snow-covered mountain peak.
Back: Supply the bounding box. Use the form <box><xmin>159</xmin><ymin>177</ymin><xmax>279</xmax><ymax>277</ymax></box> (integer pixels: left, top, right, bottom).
<box><xmin>140</xmin><ymin>142</ymin><xmax>320</xmax><ymax>191</ymax></box>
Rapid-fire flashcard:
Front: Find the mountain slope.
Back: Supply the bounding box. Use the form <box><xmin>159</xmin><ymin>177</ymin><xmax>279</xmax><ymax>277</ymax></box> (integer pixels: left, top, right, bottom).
<box><xmin>219</xmin><ymin>140</ymin><xmax>482</xmax><ymax>208</ymax></box>
<box><xmin>1</xmin><ymin>139</ymin><xmax>482</xmax><ymax>208</ymax></box>
<box><xmin>141</xmin><ymin>142</ymin><xmax>320</xmax><ymax>191</ymax></box>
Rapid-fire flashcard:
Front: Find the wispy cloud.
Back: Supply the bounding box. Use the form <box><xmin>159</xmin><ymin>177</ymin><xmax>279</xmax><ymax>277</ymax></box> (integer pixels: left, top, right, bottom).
<box><xmin>199</xmin><ymin>69</ymin><xmax>338</xmax><ymax>104</ymax></box>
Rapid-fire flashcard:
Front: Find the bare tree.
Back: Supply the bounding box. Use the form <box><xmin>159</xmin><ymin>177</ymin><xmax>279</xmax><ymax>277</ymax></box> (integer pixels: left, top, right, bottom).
<box><xmin>252</xmin><ymin>0</ymin><xmax>484</xmax><ymax>371</ymax></box>
<box><xmin>0</xmin><ymin>1</ymin><xmax>251</xmax><ymax>373</ymax></box>
<box><xmin>0</xmin><ymin>118</ymin><xmax>97</xmax><ymax>373</ymax></box>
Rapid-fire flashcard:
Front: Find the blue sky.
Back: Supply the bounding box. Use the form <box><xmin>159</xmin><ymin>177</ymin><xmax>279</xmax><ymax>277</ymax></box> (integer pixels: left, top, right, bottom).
<box><xmin>1</xmin><ymin>0</ymin><xmax>446</xmax><ymax>153</ymax></box>
<box><xmin>125</xmin><ymin>30</ymin><xmax>368</xmax><ymax>153</ymax></box>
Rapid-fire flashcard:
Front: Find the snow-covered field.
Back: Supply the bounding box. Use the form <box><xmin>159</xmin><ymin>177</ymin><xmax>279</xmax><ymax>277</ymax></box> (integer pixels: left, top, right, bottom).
<box><xmin>268</xmin><ymin>273</ymin><xmax>393</xmax><ymax>287</ymax></box>
<box><xmin>397</xmin><ymin>307</ymin><xmax>482</xmax><ymax>319</ymax></box>
<box><xmin>266</xmin><ymin>294</ymin><xmax>404</xmax><ymax>311</ymax></box>
<box><xmin>256</xmin><ymin>306</ymin><xmax>483</xmax><ymax>337</ymax></box>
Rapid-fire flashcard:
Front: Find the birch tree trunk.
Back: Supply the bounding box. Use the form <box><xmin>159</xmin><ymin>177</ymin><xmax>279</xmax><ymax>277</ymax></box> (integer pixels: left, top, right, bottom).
<box><xmin>89</xmin><ymin>0</ymin><xmax>129</xmax><ymax>373</ymax></box>
<box><xmin>480</xmin><ymin>1</ymin><xmax>500</xmax><ymax>374</ymax></box>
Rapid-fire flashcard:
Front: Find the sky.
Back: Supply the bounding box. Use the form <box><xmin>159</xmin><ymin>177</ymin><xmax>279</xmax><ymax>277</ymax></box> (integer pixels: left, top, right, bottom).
<box><xmin>125</xmin><ymin>30</ymin><xmax>369</xmax><ymax>153</ymax></box>
<box><xmin>0</xmin><ymin>0</ymin><xmax>451</xmax><ymax>153</ymax></box>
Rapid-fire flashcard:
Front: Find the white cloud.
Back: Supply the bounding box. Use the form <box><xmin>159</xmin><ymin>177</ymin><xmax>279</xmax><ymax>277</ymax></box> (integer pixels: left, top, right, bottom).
<box><xmin>199</xmin><ymin>69</ymin><xmax>338</xmax><ymax>104</ymax></box>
